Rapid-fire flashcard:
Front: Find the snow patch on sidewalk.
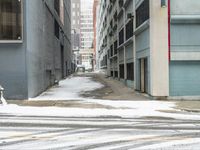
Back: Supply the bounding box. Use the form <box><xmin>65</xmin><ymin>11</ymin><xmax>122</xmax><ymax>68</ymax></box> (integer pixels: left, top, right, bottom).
<box><xmin>31</xmin><ymin>77</ymin><xmax>104</xmax><ymax>100</ymax></box>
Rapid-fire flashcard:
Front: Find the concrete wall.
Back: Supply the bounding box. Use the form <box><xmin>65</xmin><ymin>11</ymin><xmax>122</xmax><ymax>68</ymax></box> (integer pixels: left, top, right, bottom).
<box><xmin>0</xmin><ymin>0</ymin><xmax>71</xmax><ymax>99</ymax></box>
<box><xmin>170</xmin><ymin>61</ymin><xmax>200</xmax><ymax>96</ymax></box>
<box><xmin>0</xmin><ymin>0</ymin><xmax>28</xmax><ymax>99</ymax></box>
<box><xmin>0</xmin><ymin>43</ymin><xmax>28</xmax><ymax>99</ymax></box>
<box><xmin>169</xmin><ymin>0</ymin><xmax>200</xmax><ymax>96</ymax></box>
<box><xmin>26</xmin><ymin>0</ymin><xmax>72</xmax><ymax>98</ymax></box>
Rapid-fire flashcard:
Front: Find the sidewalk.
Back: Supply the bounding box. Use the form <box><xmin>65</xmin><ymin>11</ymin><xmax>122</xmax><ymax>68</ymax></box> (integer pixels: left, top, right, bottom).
<box><xmin>175</xmin><ymin>101</ymin><xmax>200</xmax><ymax>112</ymax></box>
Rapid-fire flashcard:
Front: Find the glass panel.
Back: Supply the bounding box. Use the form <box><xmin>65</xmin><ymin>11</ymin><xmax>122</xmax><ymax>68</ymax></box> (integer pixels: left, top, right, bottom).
<box><xmin>0</xmin><ymin>0</ymin><xmax>22</xmax><ymax>41</ymax></box>
<box><xmin>136</xmin><ymin>0</ymin><xmax>149</xmax><ymax>28</ymax></box>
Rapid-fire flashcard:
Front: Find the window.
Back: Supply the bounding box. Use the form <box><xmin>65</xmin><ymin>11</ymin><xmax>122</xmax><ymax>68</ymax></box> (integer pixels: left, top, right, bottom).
<box><xmin>54</xmin><ymin>20</ymin><xmax>60</xmax><ymax>39</ymax></box>
<box><xmin>127</xmin><ymin>63</ymin><xmax>134</xmax><ymax>81</ymax></box>
<box><xmin>126</xmin><ymin>19</ymin><xmax>133</xmax><ymax>40</ymax></box>
<box><xmin>111</xmin><ymin>71</ymin><xmax>113</xmax><ymax>77</ymax></box>
<box><xmin>73</xmin><ymin>20</ymin><xmax>76</xmax><ymax>25</ymax></box>
<box><xmin>119</xmin><ymin>28</ymin><xmax>124</xmax><ymax>46</ymax></box>
<box><xmin>110</xmin><ymin>45</ymin><xmax>113</xmax><ymax>57</ymax></box>
<box><xmin>54</xmin><ymin>0</ymin><xmax>60</xmax><ymax>16</ymax></box>
<box><xmin>136</xmin><ymin>0</ymin><xmax>149</xmax><ymax>28</ymax></box>
<box><xmin>114</xmin><ymin>71</ymin><xmax>118</xmax><ymax>78</ymax></box>
<box><xmin>0</xmin><ymin>0</ymin><xmax>22</xmax><ymax>41</ymax></box>
<box><xmin>119</xmin><ymin>64</ymin><xmax>124</xmax><ymax>79</ymax></box>
<box><xmin>114</xmin><ymin>40</ymin><xmax>118</xmax><ymax>55</ymax></box>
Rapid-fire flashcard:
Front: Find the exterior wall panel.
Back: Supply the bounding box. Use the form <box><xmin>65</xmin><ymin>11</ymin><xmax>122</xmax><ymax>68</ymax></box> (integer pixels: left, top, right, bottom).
<box><xmin>170</xmin><ymin>61</ymin><xmax>200</xmax><ymax>96</ymax></box>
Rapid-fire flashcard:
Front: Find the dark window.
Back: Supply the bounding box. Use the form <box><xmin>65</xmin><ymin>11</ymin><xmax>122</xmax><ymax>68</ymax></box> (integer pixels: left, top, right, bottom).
<box><xmin>105</xmin><ymin>55</ymin><xmax>107</xmax><ymax>66</ymax></box>
<box><xmin>126</xmin><ymin>19</ymin><xmax>133</xmax><ymax>40</ymax></box>
<box><xmin>114</xmin><ymin>40</ymin><xmax>118</xmax><ymax>55</ymax></box>
<box><xmin>54</xmin><ymin>20</ymin><xmax>60</xmax><ymax>39</ymax></box>
<box><xmin>110</xmin><ymin>45</ymin><xmax>113</xmax><ymax>57</ymax></box>
<box><xmin>136</xmin><ymin>0</ymin><xmax>149</xmax><ymax>28</ymax></box>
<box><xmin>119</xmin><ymin>28</ymin><xmax>124</xmax><ymax>46</ymax></box>
<box><xmin>0</xmin><ymin>0</ymin><xmax>22</xmax><ymax>41</ymax></box>
<box><xmin>119</xmin><ymin>64</ymin><xmax>124</xmax><ymax>79</ymax></box>
<box><xmin>54</xmin><ymin>0</ymin><xmax>60</xmax><ymax>16</ymax></box>
<box><xmin>114</xmin><ymin>71</ymin><xmax>118</xmax><ymax>78</ymax></box>
<box><xmin>127</xmin><ymin>63</ymin><xmax>134</xmax><ymax>81</ymax></box>
<box><xmin>111</xmin><ymin>71</ymin><xmax>113</xmax><ymax>77</ymax></box>
<box><xmin>118</xmin><ymin>0</ymin><xmax>123</xmax><ymax>7</ymax></box>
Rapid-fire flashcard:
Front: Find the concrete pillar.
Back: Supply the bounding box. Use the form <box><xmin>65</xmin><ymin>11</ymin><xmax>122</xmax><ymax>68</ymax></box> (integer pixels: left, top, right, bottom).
<box><xmin>123</xmin><ymin>8</ymin><xmax>127</xmax><ymax>81</ymax></box>
<box><xmin>149</xmin><ymin>0</ymin><xmax>169</xmax><ymax>97</ymax></box>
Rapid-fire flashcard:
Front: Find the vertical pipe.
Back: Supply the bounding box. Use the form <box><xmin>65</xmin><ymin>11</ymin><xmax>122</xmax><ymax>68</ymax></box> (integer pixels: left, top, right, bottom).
<box><xmin>168</xmin><ymin>0</ymin><xmax>171</xmax><ymax>62</ymax></box>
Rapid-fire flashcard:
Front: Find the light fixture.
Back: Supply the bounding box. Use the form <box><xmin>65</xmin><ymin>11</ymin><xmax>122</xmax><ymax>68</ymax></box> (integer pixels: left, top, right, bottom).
<box><xmin>161</xmin><ymin>0</ymin><xmax>167</xmax><ymax>8</ymax></box>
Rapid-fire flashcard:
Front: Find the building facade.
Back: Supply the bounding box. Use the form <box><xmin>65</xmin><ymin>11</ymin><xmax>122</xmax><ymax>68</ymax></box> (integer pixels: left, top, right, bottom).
<box><xmin>0</xmin><ymin>0</ymin><xmax>72</xmax><ymax>99</ymax></box>
<box><xmin>71</xmin><ymin>0</ymin><xmax>81</xmax><ymax>52</ymax></box>
<box><xmin>97</xmin><ymin>0</ymin><xmax>200</xmax><ymax>97</ymax></box>
<box><xmin>80</xmin><ymin>0</ymin><xmax>94</xmax><ymax>70</ymax></box>
<box><xmin>93</xmin><ymin>0</ymin><xmax>99</xmax><ymax>69</ymax></box>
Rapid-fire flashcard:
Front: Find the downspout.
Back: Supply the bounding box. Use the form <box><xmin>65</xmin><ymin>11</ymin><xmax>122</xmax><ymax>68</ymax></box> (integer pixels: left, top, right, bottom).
<box><xmin>168</xmin><ymin>0</ymin><xmax>171</xmax><ymax>62</ymax></box>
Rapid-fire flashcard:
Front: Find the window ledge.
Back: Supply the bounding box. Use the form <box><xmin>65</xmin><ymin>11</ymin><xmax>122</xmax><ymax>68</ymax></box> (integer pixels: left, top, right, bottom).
<box><xmin>134</xmin><ymin>20</ymin><xmax>150</xmax><ymax>35</ymax></box>
<box><xmin>0</xmin><ymin>40</ymin><xmax>23</xmax><ymax>44</ymax></box>
<box><xmin>171</xmin><ymin>15</ymin><xmax>200</xmax><ymax>24</ymax></box>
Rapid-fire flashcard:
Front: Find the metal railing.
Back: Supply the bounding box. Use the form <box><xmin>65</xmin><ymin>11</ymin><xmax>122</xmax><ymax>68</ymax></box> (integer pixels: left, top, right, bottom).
<box><xmin>0</xmin><ymin>85</ymin><xmax>7</xmax><ymax>105</ymax></box>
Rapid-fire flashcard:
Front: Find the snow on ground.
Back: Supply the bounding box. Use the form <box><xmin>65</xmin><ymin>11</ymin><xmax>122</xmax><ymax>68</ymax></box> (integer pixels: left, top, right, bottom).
<box><xmin>1</xmin><ymin>76</ymin><xmax>200</xmax><ymax>120</ymax></box>
<box><xmin>137</xmin><ymin>138</ymin><xmax>200</xmax><ymax>150</ymax></box>
<box><xmin>1</xmin><ymin>100</ymin><xmax>200</xmax><ymax>120</ymax></box>
<box><xmin>31</xmin><ymin>76</ymin><xmax>104</xmax><ymax>100</ymax></box>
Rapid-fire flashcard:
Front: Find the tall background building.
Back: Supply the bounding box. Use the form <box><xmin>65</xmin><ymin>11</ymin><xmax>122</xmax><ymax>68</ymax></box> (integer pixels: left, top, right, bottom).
<box><xmin>71</xmin><ymin>0</ymin><xmax>81</xmax><ymax>65</ymax></box>
<box><xmin>93</xmin><ymin>0</ymin><xmax>99</xmax><ymax>69</ymax></box>
<box><xmin>79</xmin><ymin>0</ymin><xmax>94</xmax><ymax>70</ymax></box>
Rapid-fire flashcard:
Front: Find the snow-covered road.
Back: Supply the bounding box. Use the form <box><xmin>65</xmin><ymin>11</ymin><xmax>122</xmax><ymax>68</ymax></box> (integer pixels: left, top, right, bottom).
<box><xmin>1</xmin><ymin>114</ymin><xmax>200</xmax><ymax>150</ymax></box>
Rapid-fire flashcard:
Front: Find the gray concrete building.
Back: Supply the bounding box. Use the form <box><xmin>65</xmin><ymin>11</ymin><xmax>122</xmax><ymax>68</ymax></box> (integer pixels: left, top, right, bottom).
<box><xmin>97</xmin><ymin>0</ymin><xmax>134</xmax><ymax>88</ymax></box>
<box><xmin>71</xmin><ymin>0</ymin><xmax>81</xmax><ymax>52</ymax></box>
<box><xmin>80</xmin><ymin>0</ymin><xmax>94</xmax><ymax>70</ymax></box>
<box><xmin>97</xmin><ymin>0</ymin><xmax>200</xmax><ymax>98</ymax></box>
<box><xmin>0</xmin><ymin>0</ymin><xmax>72</xmax><ymax>99</ymax></box>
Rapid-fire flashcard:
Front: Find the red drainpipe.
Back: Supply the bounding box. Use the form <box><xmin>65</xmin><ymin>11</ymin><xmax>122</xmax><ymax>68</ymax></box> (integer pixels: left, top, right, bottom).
<box><xmin>168</xmin><ymin>0</ymin><xmax>171</xmax><ymax>62</ymax></box>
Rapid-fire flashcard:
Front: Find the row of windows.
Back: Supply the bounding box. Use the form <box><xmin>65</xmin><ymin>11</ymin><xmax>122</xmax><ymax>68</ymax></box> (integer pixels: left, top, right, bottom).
<box><xmin>72</xmin><ymin>20</ymin><xmax>80</xmax><ymax>25</ymax></box>
<box><xmin>100</xmin><ymin>55</ymin><xmax>107</xmax><ymax>67</ymax></box>
<box><xmin>72</xmin><ymin>12</ymin><xmax>80</xmax><ymax>17</ymax></box>
<box><xmin>81</xmin><ymin>38</ymin><xmax>93</xmax><ymax>41</ymax></box>
<box><xmin>118</xmin><ymin>63</ymin><xmax>134</xmax><ymax>80</ymax></box>
<box><xmin>81</xmin><ymin>29</ymin><xmax>94</xmax><ymax>32</ymax></box>
<box><xmin>81</xmin><ymin>24</ymin><xmax>93</xmax><ymax>28</ymax></box>
<box><xmin>72</xmin><ymin>3</ymin><xmax>80</xmax><ymax>9</ymax></box>
<box><xmin>81</xmin><ymin>20</ymin><xmax>93</xmax><ymax>23</ymax></box>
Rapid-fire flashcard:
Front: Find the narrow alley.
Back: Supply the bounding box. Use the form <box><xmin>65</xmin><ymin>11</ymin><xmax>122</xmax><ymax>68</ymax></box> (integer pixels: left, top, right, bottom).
<box><xmin>1</xmin><ymin>73</ymin><xmax>200</xmax><ymax>149</ymax></box>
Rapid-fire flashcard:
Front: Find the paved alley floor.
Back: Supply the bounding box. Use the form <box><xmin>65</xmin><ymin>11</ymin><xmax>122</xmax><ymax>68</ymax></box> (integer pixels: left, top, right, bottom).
<box><xmin>1</xmin><ymin>73</ymin><xmax>200</xmax><ymax>149</ymax></box>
